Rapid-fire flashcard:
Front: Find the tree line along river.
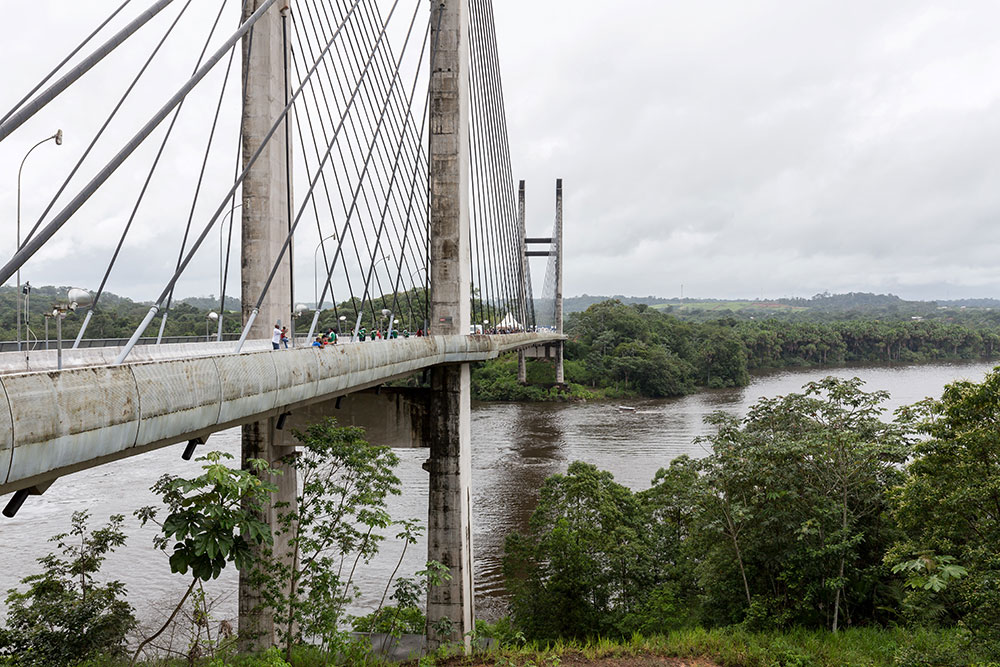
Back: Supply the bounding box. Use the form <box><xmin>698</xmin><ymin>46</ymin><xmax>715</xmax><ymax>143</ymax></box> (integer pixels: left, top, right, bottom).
<box><xmin>0</xmin><ymin>360</ymin><xmax>993</xmax><ymax>628</ymax></box>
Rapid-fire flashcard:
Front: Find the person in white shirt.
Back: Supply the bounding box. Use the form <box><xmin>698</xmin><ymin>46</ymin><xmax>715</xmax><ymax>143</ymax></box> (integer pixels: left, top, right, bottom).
<box><xmin>272</xmin><ymin>324</ymin><xmax>282</xmax><ymax>350</ymax></box>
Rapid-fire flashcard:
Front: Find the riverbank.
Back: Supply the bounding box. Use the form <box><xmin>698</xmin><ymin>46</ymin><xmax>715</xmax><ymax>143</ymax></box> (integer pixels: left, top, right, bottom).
<box><xmin>60</xmin><ymin>626</ymin><xmax>991</xmax><ymax>666</ymax></box>
<box><xmin>471</xmin><ymin>352</ymin><xmax>1000</xmax><ymax>403</ymax></box>
<box><xmin>410</xmin><ymin>627</ymin><xmax>990</xmax><ymax>667</ymax></box>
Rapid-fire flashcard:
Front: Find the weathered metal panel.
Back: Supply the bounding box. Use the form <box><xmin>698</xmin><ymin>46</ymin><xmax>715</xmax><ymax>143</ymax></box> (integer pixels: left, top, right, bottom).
<box><xmin>272</xmin><ymin>348</ymin><xmax>321</xmax><ymax>407</ymax></box>
<box><xmin>0</xmin><ymin>379</ymin><xmax>14</xmax><ymax>484</ymax></box>
<box><xmin>214</xmin><ymin>351</ymin><xmax>279</xmax><ymax>424</ymax></box>
<box><xmin>133</xmin><ymin>357</ymin><xmax>222</xmax><ymax>446</ymax></box>
<box><xmin>314</xmin><ymin>345</ymin><xmax>351</xmax><ymax>396</ymax></box>
<box><xmin>4</xmin><ymin>366</ymin><xmax>140</xmax><ymax>483</ymax></box>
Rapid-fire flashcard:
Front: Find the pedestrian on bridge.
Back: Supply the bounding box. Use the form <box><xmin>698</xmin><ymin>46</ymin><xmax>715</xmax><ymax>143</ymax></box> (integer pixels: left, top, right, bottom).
<box><xmin>272</xmin><ymin>324</ymin><xmax>282</xmax><ymax>350</ymax></box>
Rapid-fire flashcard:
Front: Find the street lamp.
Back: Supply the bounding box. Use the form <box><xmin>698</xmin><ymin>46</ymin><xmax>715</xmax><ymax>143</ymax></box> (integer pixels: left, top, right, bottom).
<box><xmin>205</xmin><ymin>311</ymin><xmax>218</xmax><ymax>341</ymax></box>
<box><xmin>338</xmin><ymin>314</ymin><xmax>346</xmax><ymax>336</ymax></box>
<box><xmin>313</xmin><ymin>233</ymin><xmax>337</xmax><ymax>309</ymax></box>
<box><xmin>16</xmin><ymin>129</ymin><xmax>63</xmax><ymax>352</ymax></box>
<box><xmin>51</xmin><ymin>287</ymin><xmax>89</xmax><ymax>370</ymax></box>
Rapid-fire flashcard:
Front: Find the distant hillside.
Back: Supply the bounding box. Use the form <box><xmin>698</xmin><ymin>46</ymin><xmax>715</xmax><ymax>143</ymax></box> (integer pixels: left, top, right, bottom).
<box><xmin>562</xmin><ymin>294</ymin><xmax>677</xmax><ymax>313</ymax></box>
<box><xmin>179</xmin><ymin>295</ymin><xmax>242</xmax><ymax>312</ymax></box>
<box><xmin>564</xmin><ymin>292</ymin><xmax>1000</xmax><ymax>322</ymax></box>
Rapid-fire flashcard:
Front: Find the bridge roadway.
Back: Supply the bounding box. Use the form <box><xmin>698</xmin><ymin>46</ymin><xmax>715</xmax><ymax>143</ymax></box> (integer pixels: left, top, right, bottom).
<box><xmin>0</xmin><ymin>332</ymin><xmax>562</xmax><ymax>497</ymax></box>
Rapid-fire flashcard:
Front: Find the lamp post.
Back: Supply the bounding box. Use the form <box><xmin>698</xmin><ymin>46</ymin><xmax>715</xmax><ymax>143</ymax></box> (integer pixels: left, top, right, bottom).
<box><xmin>217</xmin><ymin>203</ymin><xmax>242</xmax><ymax>341</ymax></box>
<box><xmin>351</xmin><ymin>255</ymin><xmax>390</xmax><ymax>341</ymax></box>
<box><xmin>313</xmin><ymin>233</ymin><xmax>337</xmax><ymax>309</ymax></box>
<box><xmin>338</xmin><ymin>314</ymin><xmax>346</xmax><ymax>336</ymax></box>
<box><xmin>49</xmin><ymin>288</ymin><xmax>90</xmax><ymax>370</ymax></box>
<box><xmin>293</xmin><ymin>303</ymin><xmax>308</xmax><ymax>347</ymax></box>
<box><xmin>16</xmin><ymin>129</ymin><xmax>63</xmax><ymax>352</ymax></box>
<box><xmin>206</xmin><ymin>311</ymin><xmax>219</xmax><ymax>342</ymax></box>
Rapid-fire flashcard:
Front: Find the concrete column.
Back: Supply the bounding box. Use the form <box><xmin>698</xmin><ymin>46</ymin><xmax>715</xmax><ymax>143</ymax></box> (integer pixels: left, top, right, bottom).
<box><xmin>555</xmin><ymin>179</ymin><xmax>564</xmax><ymax>385</ymax></box>
<box><xmin>241</xmin><ymin>0</ymin><xmax>292</xmax><ymax>336</ymax></box>
<box><xmin>238</xmin><ymin>0</ymin><xmax>296</xmax><ymax>652</ymax></box>
<box><xmin>517</xmin><ymin>180</ymin><xmax>527</xmax><ymax>383</ymax></box>
<box><xmin>426</xmin><ymin>0</ymin><xmax>474</xmax><ymax>651</ymax></box>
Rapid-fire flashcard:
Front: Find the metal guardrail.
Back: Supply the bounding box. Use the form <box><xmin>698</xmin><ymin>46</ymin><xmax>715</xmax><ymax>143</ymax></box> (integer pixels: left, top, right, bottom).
<box><xmin>0</xmin><ymin>334</ymin><xmax>241</xmax><ymax>353</ymax></box>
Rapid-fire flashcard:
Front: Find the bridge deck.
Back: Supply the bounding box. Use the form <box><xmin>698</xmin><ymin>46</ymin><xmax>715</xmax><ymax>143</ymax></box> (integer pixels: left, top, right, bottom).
<box><xmin>0</xmin><ymin>333</ymin><xmax>562</xmax><ymax>496</ymax></box>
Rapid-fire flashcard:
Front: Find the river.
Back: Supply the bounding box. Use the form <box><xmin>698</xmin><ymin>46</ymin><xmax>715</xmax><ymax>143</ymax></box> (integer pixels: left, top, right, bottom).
<box><xmin>0</xmin><ymin>360</ymin><xmax>994</xmax><ymax>628</ymax></box>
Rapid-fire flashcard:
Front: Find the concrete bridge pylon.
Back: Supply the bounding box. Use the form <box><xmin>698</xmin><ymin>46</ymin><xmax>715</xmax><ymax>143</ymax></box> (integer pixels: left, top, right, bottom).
<box><xmin>426</xmin><ymin>0</ymin><xmax>474</xmax><ymax>651</ymax></box>
<box><xmin>238</xmin><ymin>0</ymin><xmax>296</xmax><ymax>652</ymax></box>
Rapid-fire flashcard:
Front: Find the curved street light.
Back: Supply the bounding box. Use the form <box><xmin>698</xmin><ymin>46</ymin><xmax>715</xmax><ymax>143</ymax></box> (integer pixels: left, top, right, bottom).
<box><xmin>313</xmin><ymin>233</ymin><xmax>337</xmax><ymax>309</ymax></box>
<box><xmin>17</xmin><ymin>129</ymin><xmax>63</xmax><ymax>351</ymax></box>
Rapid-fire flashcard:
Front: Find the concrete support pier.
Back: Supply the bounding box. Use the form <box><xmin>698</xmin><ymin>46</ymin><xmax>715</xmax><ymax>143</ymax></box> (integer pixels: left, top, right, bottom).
<box><xmin>238</xmin><ymin>0</ymin><xmax>296</xmax><ymax>651</ymax></box>
<box><xmin>554</xmin><ymin>179</ymin><xmax>565</xmax><ymax>385</ymax></box>
<box><xmin>426</xmin><ymin>0</ymin><xmax>474</xmax><ymax>651</ymax></box>
<box><xmin>517</xmin><ymin>180</ymin><xmax>528</xmax><ymax>384</ymax></box>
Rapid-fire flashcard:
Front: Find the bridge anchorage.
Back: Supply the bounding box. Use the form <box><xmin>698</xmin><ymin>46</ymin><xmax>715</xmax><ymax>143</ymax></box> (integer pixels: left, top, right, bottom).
<box><xmin>0</xmin><ymin>0</ymin><xmax>564</xmax><ymax>654</ymax></box>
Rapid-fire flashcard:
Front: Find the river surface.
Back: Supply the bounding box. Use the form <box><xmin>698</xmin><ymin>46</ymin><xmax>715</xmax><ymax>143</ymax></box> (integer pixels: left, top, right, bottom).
<box><xmin>0</xmin><ymin>360</ymin><xmax>994</xmax><ymax>628</ymax></box>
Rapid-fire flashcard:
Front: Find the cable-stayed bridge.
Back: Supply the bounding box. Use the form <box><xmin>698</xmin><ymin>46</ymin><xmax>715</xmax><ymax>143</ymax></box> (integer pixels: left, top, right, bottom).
<box><xmin>0</xmin><ymin>0</ymin><xmax>564</xmax><ymax>650</ymax></box>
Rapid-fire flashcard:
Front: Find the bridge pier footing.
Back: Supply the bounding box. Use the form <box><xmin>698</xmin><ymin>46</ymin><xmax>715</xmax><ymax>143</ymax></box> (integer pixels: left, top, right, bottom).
<box><xmin>423</xmin><ymin>364</ymin><xmax>474</xmax><ymax>650</ymax></box>
<box><xmin>238</xmin><ymin>418</ymin><xmax>298</xmax><ymax>652</ymax></box>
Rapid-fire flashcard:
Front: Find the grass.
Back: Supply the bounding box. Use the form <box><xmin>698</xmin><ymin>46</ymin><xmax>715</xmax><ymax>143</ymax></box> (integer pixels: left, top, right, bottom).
<box><xmin>414</xmin><ymin>626</ymin><xmax>1000</xmax><ymax>667</ymax></box>
<box><xmin>37</xmin><ymin>626</ymin><xmax>1000</xmax><ymax>666</ymax></box>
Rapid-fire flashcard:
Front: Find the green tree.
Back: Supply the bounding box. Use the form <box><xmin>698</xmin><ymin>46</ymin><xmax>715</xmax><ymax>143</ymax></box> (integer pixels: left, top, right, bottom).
<box><xmin>0</xmin><ymin>511</ymin><xmax>136</xmax><ymax>666</ymax></box>
<box><xmin>259</xmin><ymin>419</ymin><xmax>402</xmax><ymax>660</ymax></box>
<box><xmin>133</xmin><ymin>451</ymin><xmax>276</xmax><ymax>665</ymax></box>
<box><xmin>891</xmin><ymin>367</ymin><xmax>1000</xmax><ymax>643</ymax></box>
<box><xmin>694</xmin><ymin>377</ymin><xmax>909</xmax><ymax>630</ymax></box>
<box><xmin>503</xmin><ymin>461</ymin><xmax>650</xmax><ymax>639</ymax></box>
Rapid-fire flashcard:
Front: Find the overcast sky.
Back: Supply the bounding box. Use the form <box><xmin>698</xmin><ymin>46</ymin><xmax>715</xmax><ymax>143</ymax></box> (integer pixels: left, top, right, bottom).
<box><xmin>3</xmin><ymin>1</ymin><xmax>1000</xmax><ymax>303</ymax></box>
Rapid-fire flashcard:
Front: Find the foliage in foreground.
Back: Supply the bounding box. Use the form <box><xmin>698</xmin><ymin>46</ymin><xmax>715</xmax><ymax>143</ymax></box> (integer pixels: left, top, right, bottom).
<box><xmin>0</xmin><ymin>512</ymin><xmax>136</xmax><ymax>666</ymax></box>
<box><xmin>414</xmin><ymin>625</ymin><xmax>1000</xmax><ymax>667</ymax></box>
<box><xmin>503</xmin><ymin>369</ymin><xmax>1000</xmax><ymax>658</ymax></box>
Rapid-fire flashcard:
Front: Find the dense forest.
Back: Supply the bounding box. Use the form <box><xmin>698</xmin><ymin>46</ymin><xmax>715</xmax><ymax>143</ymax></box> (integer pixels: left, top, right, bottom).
<box><xmin>0</xmin><ymin>285</ymin><xmax>429</xmax><ymax>343</ymax></box>
<box><xmin>473</xmin><ymin>299</ymin><xmax>1000</xmax><ymax>401</ymax></box>
<box><xmin>500</xmin><ymin>371</ymin><xmax>1000</xmax><ymax>663</ymax></box>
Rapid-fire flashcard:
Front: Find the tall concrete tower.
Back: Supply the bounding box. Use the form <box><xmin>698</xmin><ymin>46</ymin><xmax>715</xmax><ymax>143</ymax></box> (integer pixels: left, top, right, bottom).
<box><xmin>237</xmin><ymin>0</ymin><xmax>297</xmax><ymax>651</ymax></box>
<box><xmin>426</xmin><ymin>0</ymin><xmax>474</xmax><ymax>650</ymax></box>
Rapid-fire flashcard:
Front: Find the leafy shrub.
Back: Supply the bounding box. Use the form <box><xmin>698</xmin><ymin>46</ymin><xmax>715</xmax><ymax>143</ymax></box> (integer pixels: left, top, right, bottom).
<box><xmin>0</xmin><ymin>512</ymin><xmax>136</xmax><ymax>666</ymax></box>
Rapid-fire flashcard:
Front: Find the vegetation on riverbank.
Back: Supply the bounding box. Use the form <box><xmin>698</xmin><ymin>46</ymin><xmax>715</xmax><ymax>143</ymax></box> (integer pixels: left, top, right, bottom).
<box><xmin>472</xmin><ymin>298</ymin><xmax>1000</xmax><ymax>401</ymax></box>
<box><xmin>493</xmin><ymin>371</ymin><xmax>1000</xmax><ymax>665</ymax></box>
<box><xmin>417</xmin><ymin>626</ymin><xmax>998</xmax><ymax>666</ymax></box>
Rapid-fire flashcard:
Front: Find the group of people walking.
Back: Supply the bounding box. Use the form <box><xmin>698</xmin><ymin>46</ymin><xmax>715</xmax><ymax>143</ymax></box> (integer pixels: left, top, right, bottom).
<box><xmin>353</xmin><ymin>327</ymin><xmax>423</xmax><ymax>341</ymax></box>
<box><xmin>271</xmin><ymin>322</ymin><xmax>426</xmax><ymax>349</ymax></box>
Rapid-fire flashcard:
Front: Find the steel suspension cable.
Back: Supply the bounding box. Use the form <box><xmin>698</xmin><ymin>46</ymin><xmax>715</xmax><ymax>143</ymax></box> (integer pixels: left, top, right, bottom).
<box><xmin>0</xmin><ymin>0</ymin><xmax>281</xmax><ymax>287</ymax></box>
<box><xmin>338</xmin><ymin>0</ymin><xmax>432</xmax><ymax>258</ymax></box>
<box><xmin>472</xmin><ymin>0</ymin><xmax>518</xmax><ymax>326</ymax></box>
<box><xmin>0</xmin><ymin>0</ymin><xmax>133</xmax><ymax>127</ymax></box>
<box><xmin>78</xmin><ymin>0</ymin><xmax>240</xmax><ymax>347</ymax></box>
<box><xmin>164</xmin><ymin>1</ymin><xmax>243</xmax><ymax>321</ymax></box>
<box><xmin>236</xmin><ymin>0</ymin><xmax>413</xmax><ymax>348</ymax></box>
<box><xmin>290</xmin><ymin>4</ymin><xmax>387</xmax><ymax>328</ymax></box>
<box><xmin>19</xmin><ymin>0</ymin><xmax>196</xmax><ymax>251</ymax></box>
<box><xmin>287</xmin><ymin>13</ymin><xmax>360</xmax><ymax>325</ymax></box>
<box><xmin>482</xmin><ymin>0</ymin><xmax>529</xmax><ymax>326</ymax></box>
<box><xmin>324</xmin><ymin>0</ymin><xmax>432</xmax><ymax>269</ymax></box>
<box><xmin>0</xmin><ymin>0</ymin><xmax>177</xmax><ymax>142</ymax></box>
<box><xmin>114</xmin><ymin>0</ymin><xmax>363</xmax><ymax>363</ymax></box>
<box><xmin>480</xmin><ymin>0</ymin><xmax>527</xmax><ymax>326</ymax></box>
<box><xmin>319</xmin><ymin>0</ymin><xmax>428</xmax><ymax>304</ymax></box>
<box><xmin>281</xmin><ymin>0</ymin><xmax>422</xmax><ymax>337</ymax></box>
<box><xmin>302</xmin><ymin>0</ymin><xmax>421</xmax><ymax>324</ymax></box>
